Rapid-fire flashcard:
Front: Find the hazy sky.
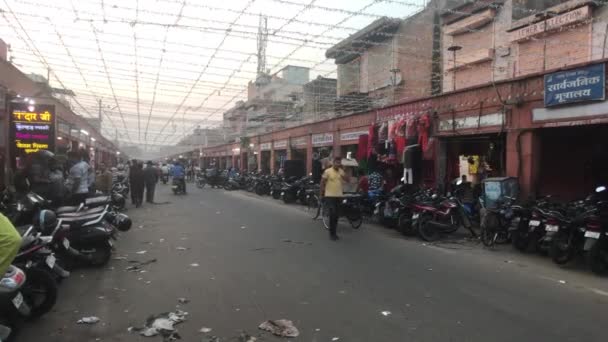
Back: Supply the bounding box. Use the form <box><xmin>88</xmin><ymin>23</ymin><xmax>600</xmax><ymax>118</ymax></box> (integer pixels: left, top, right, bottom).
<box><xmin>0</xmin><ymin>0</ymin><xmax>425</xmax><ymax>150</ymax></box>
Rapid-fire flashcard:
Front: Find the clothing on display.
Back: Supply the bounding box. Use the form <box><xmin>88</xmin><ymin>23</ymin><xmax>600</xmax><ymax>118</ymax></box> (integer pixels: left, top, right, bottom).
<box><xmin>378</xmin><ymin>122</ymin><xmax>388</xmax><ymax>141</ymax></box>
<box><xmin>367</xmin><ymin>124</ymin><xmax>377</xmax><ymax>158</ymax></box>
<box><xmin>388</xmin><ymin>120</ymin><xmax>396</xmax><ymax>141</ymax></box>
<box><xmin>357</xmin><ymin>134</ymin><xmax>368</xmax><ymax>161</ymax></box>
<box><xmin>394</xmin><ymin>118</ymin><xmax>406</xmax><ymax>137</ymax></box>
<box><xmin>395</xmin><ymin>136</ymin><xmax>406</xmax><ymax>159</ymax></box>
<box><xmin>405</xmin><ymin>116</ymin><xmax>418</xmax><ymax>139</ymax></box>
<box><xmin>388</xmin><ymin>140</ymin><xmax>397</xmax><ymax>160</ymax></box>
<box><xmin>368</xmin><ymin>152</ymin><xmax>378</xmax><ymax>173</ymax></box>
<box><xmin>417</xmin><ymin>113</ymin><xmax>431</xmax><ymax>152</ymax></box>
<box><xmin>403</xmin><ymin>168</ymin><xmax>413</xmax><ymax>185</ymax></box>
<box><xmin>402</xmin><ymin>144</ymin><xmax>420</xmax><ymax>168</ymax></box>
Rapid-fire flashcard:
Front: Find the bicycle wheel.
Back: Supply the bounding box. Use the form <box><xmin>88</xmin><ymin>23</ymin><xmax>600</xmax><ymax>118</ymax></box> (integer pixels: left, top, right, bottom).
<box><xmin>321</xmin><ymin>203</ymin><xmax>330</xmax><ymax>230</ymax></box>
<box><xmin>307</xmin><ymin>195</ymin><xmax>320</xmax><ymax>219</ymax></box>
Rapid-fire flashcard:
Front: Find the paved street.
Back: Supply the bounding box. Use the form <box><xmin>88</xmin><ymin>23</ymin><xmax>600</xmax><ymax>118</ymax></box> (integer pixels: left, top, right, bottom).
<box><xmin>18</xmin><ymin>184</ymin><xmax>608</xmax><ymax>342</ymax></box>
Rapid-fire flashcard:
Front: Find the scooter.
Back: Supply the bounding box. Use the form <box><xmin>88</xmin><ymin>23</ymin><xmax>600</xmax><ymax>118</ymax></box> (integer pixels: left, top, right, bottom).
<box><xmin>161</xmin><ymin>173</ymin><xmax>169</xmax><ymax>185</ymax></box>
<box><xmin>0</xmin><ymin>265</ymin><xmax>29</xmax><ymax>341</ymax></box>
<box><xmin>172</xmin><ymin>178</ymin><xmax>186</xmax><ymax>195</ymax></box>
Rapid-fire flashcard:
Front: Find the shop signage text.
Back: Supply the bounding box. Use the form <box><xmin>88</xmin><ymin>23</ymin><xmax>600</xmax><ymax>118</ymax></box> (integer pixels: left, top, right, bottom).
<box><xmin>312</xmin><ymin>133</ymin><xmax>334</xmax><ymax>146</ymax></box>
<box><xmin>544</xmin><ymin>63</ymin><xmax>605</xmax><ymax>107</ymax></box>
<box><xmin>10</xmin><ymin>103</ymin><xmax>56</xmax><ymax>157</ymax></box>
<box><xmin>260</xmin><ymin>142</ymin><xmax>272</xmax><ymax>151</ymax></box>
<box><xmin>273</xmin><ymin>140</ymin><xmax>287</xmax><ymax>149</ymax></box>
<box><xmin>438</xmin><ymin>112</ymin><xmax>504</xmax><ymax>131</ymax></box>
<box><xmin>291</xmin><ymin>137</ymin><xmax>307</xmax><ymax>147</ymax></box>
<box><xmin>510</xmin><ymin>6</ymin><xmax>590</xmax><ymax>42</ymax></box>
<box><xmin>340</xmin><ymin>130</ymin><xmax>367</xmax><ymax>142</ymax></box>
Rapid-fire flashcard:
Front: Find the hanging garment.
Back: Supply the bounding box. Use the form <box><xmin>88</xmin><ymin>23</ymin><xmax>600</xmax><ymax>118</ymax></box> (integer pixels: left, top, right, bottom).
<box><xmin>368</xmin><ymin>152</ymin><xmax>378</xmax><ymax>173</ymax></box>
<box><xmin>367</xmin><ymin>124</ymin><xmax>377</xmax><ymax>158</ymax></box>
<box><xmin>417</xmin><ymin>113</ymin><xmax>431</xmax><ymax>152</ymax></box>
<box><xmin>395</xmin><ymin>136</ymin><xmax>406</xmax><ymax>160</ymax></box>
<box><xmin>402</xmin><ymin>144</ymin><xmax>420</xmax><ymax>168</ymax></box>
<box><xmin>403</xmin><ymin>168</ymin><xmax>414</xmax><ymax>185</ymax></box>
<box><xmin>357</xmin><ymin>134</ymin><xmax>369</xmax><ymax>161</ymax></box>
<box><xmin>378</xmin><ymin>122</ymin><xmax>388</xmax><ymax>141</ymax></box>
<box><xmin>395</xmin><ymin>118</ymin><xmax>406</xmax><ymax>137</ymax></box>
<box><xmin>405</xmin><ymin>116</ymin><xmax>418</xmax><ymax>140</ymax></box>
<box><xmin>388</xmin><ymin>140</ymin><xmax>397</xmax><ymax>160</ymax></box>
<box><xmin>387</xmin><ymin>120</ymin><xmax>396</xmax><ymax>141</ymax></box>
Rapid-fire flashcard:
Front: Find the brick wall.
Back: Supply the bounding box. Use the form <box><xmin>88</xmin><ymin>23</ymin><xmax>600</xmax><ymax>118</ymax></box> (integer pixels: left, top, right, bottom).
<box><xmin>515</xmin><ymin>22</ymin><xmax>591</xmax><ymax>76</ymax></box>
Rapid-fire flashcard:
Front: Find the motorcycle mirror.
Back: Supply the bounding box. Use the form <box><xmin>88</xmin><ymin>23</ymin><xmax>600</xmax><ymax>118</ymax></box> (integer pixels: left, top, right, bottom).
<box><xmin>596</xmin><ymin>185</ymin><xmax>606</xmax><ymax>193</ymax></box>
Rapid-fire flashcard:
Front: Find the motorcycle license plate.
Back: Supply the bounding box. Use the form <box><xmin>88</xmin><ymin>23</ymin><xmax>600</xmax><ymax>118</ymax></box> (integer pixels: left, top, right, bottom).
<box><xmin>529</xmin><ymin>220</ymin><xmax>541</xmax><ymax>227</ymax></box>
<box><xmin>545</xmin><ymin>225</ymin><xmax>559</xmax><ymax>232</ymax></box>
<box><xmin>46</xmin><ymin>255</ymin><xmax>56</xmax><ymax>269</ymax></box>
<box><xmin>62</xmin><ymin>238</ymin><xmax>70</xmax><ymax>250</ymax></box>
<box><xmin>585</xmin><ymin>231</ymin><xmax>601</xmax><ymax>239</ymax></box>
<box><xmin>12</xmin><ymin>292</ymin><xmax>24</xmax><ymax>309</ymax></box>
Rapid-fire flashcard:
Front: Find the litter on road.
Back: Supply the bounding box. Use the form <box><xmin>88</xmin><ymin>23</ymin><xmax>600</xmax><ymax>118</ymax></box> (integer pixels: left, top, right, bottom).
<box><xmin>77</xmin><ymin>316</ymin><xmax>100</xmax><ymax>324</ymax></box>
<box><xmin>258</xmin><ymin>319</ymin><xmax>300</xmax><ymax>337</ymax></box>
<box><xmin>129</xmin><ymin>310</ymin><xmax>188</xmax><ymax>341</ymax></box>
<box><xmin>135</xmin><ymin>250</ymin><xmax>147</xmax><ymax>255</ymax></box>
<box><xmin>177</xmin><ymin>297</ymin><xmax>190</xmax><ymax>304</ymax></box>
<box><xmin>381</xmin><ymin>311</ymin><xmax>392</xmax><ymax>316</ymax></box>
<box><xmin>199</xmin><ymin>327</ymin><xmax>212</xmax><ymax>333</ymax></box>
<box><xmin>190</xmin><ymin>263</ymin><xmax>200</xmax><ymax>267</ymax></box>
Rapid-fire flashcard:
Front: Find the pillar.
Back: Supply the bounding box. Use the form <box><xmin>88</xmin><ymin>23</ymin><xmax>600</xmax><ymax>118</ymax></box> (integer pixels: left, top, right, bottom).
<box><xmin>256</xmin><ymin>146</ymin><xmax>262</xmax><ymax>172</ymax></box>
<box><xmin>306</xmin><ymin>134</ymin><xmax>313</xmax><ymax>175</ymax></box>
<box><xmin>506</xmin><ymin>129</ymin><xmax>541</xmax><ymax>199</ymax></box>
<box><xmin>270</xmin><ymin>144</ymin><xmax>276</xmax><ymax>174</ymax></box>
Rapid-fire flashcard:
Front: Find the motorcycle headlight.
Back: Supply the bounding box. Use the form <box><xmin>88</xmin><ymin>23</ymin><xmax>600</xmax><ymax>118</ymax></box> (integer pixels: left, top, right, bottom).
<box><xmin>342</xmin><ymin>199</ymin><xmax>348</xmax><ymax>204</ymax></box>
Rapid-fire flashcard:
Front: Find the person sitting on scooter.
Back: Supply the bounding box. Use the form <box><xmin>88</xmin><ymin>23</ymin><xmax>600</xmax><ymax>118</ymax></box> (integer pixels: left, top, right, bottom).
<box><xmin>171</xmin><ymin>161</ymin><xmax>186</xmax><ymax>193</ymax></box>
<box><xmin>161</xmin><ymin>163</ymin><xmax>170</xmax><ymax>183</ymax></box>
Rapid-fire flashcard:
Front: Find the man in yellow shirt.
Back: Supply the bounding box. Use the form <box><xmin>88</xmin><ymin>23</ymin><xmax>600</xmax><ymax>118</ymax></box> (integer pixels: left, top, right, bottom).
<box><xmin>320</xmin><ymin>157</ymin><xmax>350</xmax><ymax>240</ymax></box>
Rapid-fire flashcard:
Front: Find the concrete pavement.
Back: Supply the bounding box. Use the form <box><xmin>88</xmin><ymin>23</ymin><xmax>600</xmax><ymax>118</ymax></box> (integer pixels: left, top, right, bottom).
<box><xmin>16</xmin><ymin>184</ymin><xmax>608</xmax><ymax>342</ymax></box>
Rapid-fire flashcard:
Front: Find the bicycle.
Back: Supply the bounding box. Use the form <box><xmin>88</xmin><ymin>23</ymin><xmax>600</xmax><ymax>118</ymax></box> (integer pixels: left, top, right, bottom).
<box><xmin>319</xmin><ymin>194</ymin><xmax>363</xmax><ymax>230</ymax></box>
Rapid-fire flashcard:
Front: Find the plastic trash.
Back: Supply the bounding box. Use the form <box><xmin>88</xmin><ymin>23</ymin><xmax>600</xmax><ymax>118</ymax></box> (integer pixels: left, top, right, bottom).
<box><xmin>258</xmin><ymin>319</ymin><xmax>299</xmax><ymax>337</ymax></box>
<box><xmin>199</xmin><ymin>327</ymin><xmax>212</xmax><ymax>333</ymax></box>
<box><xmin>77</xmin><ymin>316</ymin><xmax>100</xmax><ymax>324</ymax></box>
<box><xmin>129</xmin><ymin>310</ymin><xmax>188</xmax><ymax>340</ymax></box>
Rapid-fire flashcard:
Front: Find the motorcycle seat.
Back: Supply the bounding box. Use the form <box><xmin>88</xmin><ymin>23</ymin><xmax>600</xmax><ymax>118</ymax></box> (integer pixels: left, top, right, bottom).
<box><xmin>85</xmin><ymin>196</ymin><xmax>112</xmax><ymax>207</ymax></box>
<box><xmin>56</xmin><ymin>206</ymin><xmax>81</xmax><ymax>214</ymax></box>
<box><xmin>58</xmin><ymin>206</ymin><xmax>105</xmax><ymax>217</ymax></box>
<box><xmin>61</xmin><ymin>212</ymin><xmax>105</xmax><ymax>227</ymax></box>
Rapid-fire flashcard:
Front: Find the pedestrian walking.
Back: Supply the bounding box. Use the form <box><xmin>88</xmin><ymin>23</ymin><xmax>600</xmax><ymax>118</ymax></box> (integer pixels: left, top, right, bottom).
<box><xmin>130</xmin><ymin>161</ymin><xmax>145</xmax><ymax>208</ymax></box>
<box><xmin>320</xmin><ymin>156</ymin><xmax>350</xmax><ymax>241</ymax></box>
<box><xmin>95</xmin><ymin>163</ymin><xmax>113</xmax><ymax>195</ymax></box>
<box><xmin>143</xmin><ymin>161</ymin><xmax>159</xmax><ymax>203</ymax></box>
<box><xmin>66</xmin><ymin>149</ymin><xmax>93</xmax><ymax>205</ymax></box>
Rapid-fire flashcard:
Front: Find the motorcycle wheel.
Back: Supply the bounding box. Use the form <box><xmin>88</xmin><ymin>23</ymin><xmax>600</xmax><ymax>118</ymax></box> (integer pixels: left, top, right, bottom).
<box><xmin>272</xmin><ymin>190</ymin><xmax>281</xmax><ymax>200</ymax></box>
<box><xmin>397</xmin><ymin>212</ymin><xmax>416</xmax><ymax>236</ymax></box>
<box><xmin>196</xmin><ymin>180</ymin><xmax>205</xmax><ymax>189</ymax></box>
<box><xmin>481</xmin><ymin>214</ymin><xmax>498</xmax><ymax>247</ymax></box>
<box><xmin>550</xmin><ymin>232</ymin><xmax>575</xmax><ymax>265</ymax></box>
<box><xmin>307</xmin><ymin>195</ymin><xmax>320</xmax><ymax>219</ymax></box>
<box><xmin>21</xmin><ymin>267</ymin><xmax>57</xmax><ymax>319</ymax></box>
<box><xmin>349</xmin><ymin>213</ymin><xmax>363</xmax><ymax>229</ymax></box>
<box><xmin>283</xmin><ymin>193</ymin><xmax>296</xmax><ymax>204</ymax></box>
<box><xmin>418</xmin><ymin>215</ymin><xmax>440</xmax><ymax>242</ymax></box>
<box><xmin>255</xmin><ymin>185</ymin><xmax>265</xmax><ymax>196</ymax></box>
<box><xmin>511</xmin><ymin>230</ymin><xmax>533</xmax><ymax>252</ymax></box>
<box><xmin>81</xmin><ymin>243</ymin><xmax>112</xmax><ymax>267</ymax></box>
<box><xmin>588</xmin><ymin>238</ymin><xmax>608</xmax><ymax>275</ymax></box>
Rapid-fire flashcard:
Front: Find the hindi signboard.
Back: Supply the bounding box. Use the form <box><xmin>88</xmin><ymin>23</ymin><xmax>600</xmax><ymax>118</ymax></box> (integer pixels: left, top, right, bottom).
<box><xmin>312</xmin><ymin>133</ymin><xmax>334</xmax><ymax>146</ymax></box>
<box><xmin>273</xmin><ymin>140</ymin><xmax>287</xmax><ymax>149</ymax></box>
<box><xmin>9</xmin><ymin>103</ymin><xmax>56</xmax><ymax>161</ymax></box>
<box><xmin>544</xmin><ymin>64</ymin><xmax>605</xmax><ymax>107</ymax></box>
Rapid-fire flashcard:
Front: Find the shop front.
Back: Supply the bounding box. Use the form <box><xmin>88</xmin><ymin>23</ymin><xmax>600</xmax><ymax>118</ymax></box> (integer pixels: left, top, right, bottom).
<box><xmin>311</xmin><ymin>132</ymin><xmax>334</xmax><ymax>182</ymax></box>
<box><xmin>339</xmin><ymin>129</ymin><xmax>367</xmax><ymax>160</ymax></box>
<box><xmin>273</xmin><ymin>140</ymin><xmax>288</xmax><ymax>173</ymax></box>
<box><xmin>260</xmin><ymin>142</ymin><xmax>272</xmax><ymax>174</ymax></box>
<box><xmin>290</xmin><ymin>136</ymin><xmax>308</xmax><ymax>165</ymax></box>
<box><xmin>525</xmin><ymin>63</ymin><xmax>608</xmax><ymax>200</ymax></box>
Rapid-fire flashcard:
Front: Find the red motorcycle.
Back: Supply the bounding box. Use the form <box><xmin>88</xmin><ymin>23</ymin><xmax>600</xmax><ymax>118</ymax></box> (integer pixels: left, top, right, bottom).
<box><xmin>415</xmin><ymin>190</ymin><xmax>476</xmax><ymax>242</ymax></box>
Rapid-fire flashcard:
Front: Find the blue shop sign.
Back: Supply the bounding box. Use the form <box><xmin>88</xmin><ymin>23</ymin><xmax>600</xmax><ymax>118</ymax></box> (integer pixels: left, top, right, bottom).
<box><xmin>544</xmin><ymin>63</ymin><xmax>605</xmax><ymax>107</ymax></box>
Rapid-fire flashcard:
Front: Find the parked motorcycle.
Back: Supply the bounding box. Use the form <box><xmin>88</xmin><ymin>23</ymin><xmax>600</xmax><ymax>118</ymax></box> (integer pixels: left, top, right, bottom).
<box><xmin>480</xmin><ymin>196</ymin><xmax>515</xmax><ymax>247</ymax></box>
<box><xmin>416</xmin><ymin>182</ymin><xmax>477</xmax><ymax>242</ymax></box>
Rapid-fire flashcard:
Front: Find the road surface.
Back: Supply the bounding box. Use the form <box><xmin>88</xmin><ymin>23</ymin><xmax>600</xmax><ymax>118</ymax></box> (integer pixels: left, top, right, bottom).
<box><xmin>17</xmin><ymin>184</ymin><xmax>608</xmax><ymax>342</ymax></box>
